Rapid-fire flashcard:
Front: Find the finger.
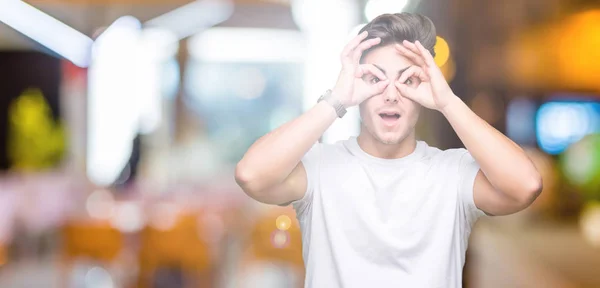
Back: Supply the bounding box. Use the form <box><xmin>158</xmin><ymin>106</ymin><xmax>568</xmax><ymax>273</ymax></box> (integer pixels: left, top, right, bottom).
<box><xmin>355</xmin><ymin>66</ymin><xmax>363</xmax><ymax>78</ymax></box>
<box><xmin>396</xmin><ymin>43</ymin><xmax>426</xmax><ymax>67</ymax></box>
<box><xmin>394</xmin><ymin>82</ymin><xmax>419</xmax><ymax>101</ymax></box>
<box><xmin>402</xmin><ymin>40</ymin><xmax>422</xmax><ymax>57</ymax></box>
<box><xmin>358</xmin><ymin>64</ymin><xmax>387</xmax><ymax>81</ymax></box>
<box><xmin>372</xmin><ymin>79</ymin><xmax>390</xmax><ymax>94</ymax></box>
<box><xmin>341</xmin><ymin>31</ymin><xmax>369</xmax><ymax>60</ymax></box>
<box><xmin>352</xmin><ymin>37</ymin><xmax>382</xmax><ymax>63</ymax></box>
<box><xmin>415</xmin><ymin>40</ymin><xmax>437</xmax><ymax>68</ymax></box>
<box><xmin>361</xmin><ymin>79</ymin><xmax>390</xmax><ymax>100</ymax></box>
<box><xmin>399</xmin><ymin>41</ymin><xmax>426</xmax><ymax>65</ymax></box>
<box><xmin>397</xmin><ymin>66</ymin><xmax>428</xmax><ymax>84</ymax></box>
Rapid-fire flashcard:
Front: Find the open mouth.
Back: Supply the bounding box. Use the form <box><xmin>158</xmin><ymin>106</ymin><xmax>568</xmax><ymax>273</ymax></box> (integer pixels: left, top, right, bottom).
<box><xmin>379</xmin><ymin>113</ymin><xmax>401</xmax><ymax>120</ymax></box>
<box><xmin>379</xmin><ymin>112</ymin><xmax>401</xmax><ymax>126</ymax></box>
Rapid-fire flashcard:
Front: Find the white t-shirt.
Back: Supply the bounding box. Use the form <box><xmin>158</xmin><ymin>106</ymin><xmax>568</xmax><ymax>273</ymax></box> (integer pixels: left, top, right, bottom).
<box><xmin>292</xmin><ymin>137</ymin><xmax>485</xmax><ymax>288</ymax></box>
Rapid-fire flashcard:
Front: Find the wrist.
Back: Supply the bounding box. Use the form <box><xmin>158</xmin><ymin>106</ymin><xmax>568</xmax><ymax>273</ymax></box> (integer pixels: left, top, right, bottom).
<box><xmin>330</xmin><ymin>89</ymin><xmax>350</xmax><ymax>109</ymax></box>
<box><xmin>317</xmin><ymin>100</ymin><xmax>340</xmax><ymax>119</ymax></box>
<box><xmin>319</xmin><ymin>89</ymin><xmax>348</xmax><ymax>118</ymax></box>
<box><xmin>439</xmin><ymin>94</ymin><xmax>463</xmax><ymax>115</ymax></box>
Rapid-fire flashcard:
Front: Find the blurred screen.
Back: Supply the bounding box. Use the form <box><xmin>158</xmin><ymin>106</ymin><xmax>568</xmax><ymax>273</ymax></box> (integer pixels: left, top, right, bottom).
<box><xmin>185</xmin><ymin>61</ymin><xmax>304</xmax><ymax>163</ymax></box>
<box><xmin>536</xmin><ymin>94</ymin><xmax>600</xmax><ymax>155</ymax></box>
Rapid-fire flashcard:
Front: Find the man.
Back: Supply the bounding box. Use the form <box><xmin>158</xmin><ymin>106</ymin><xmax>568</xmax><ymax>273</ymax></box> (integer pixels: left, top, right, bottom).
<box><xmin>235</xmin><ymin>12</ymin><xmax>542</xmax><ymax>288</ymax></box>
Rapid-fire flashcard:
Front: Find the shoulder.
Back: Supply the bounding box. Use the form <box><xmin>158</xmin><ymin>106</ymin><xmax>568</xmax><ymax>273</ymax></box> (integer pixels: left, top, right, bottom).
<box><xmin>302</xmin><ymin>139</ymin><xmax>353</xmax><ymax>166</ymax></box>
<box><xmin>312</xmin><ymin>138</ymin><xmax>356</xmax><ymax>156</ymax></box>
<box><xmin>418</xmin><ymin>142</ymin><xmax>470</xmax><ymax>167</ymax></box>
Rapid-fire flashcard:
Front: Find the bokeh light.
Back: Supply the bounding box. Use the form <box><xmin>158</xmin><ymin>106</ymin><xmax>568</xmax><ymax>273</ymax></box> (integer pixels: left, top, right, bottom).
<box><xmin>364</xmin><ymin>0</ymin><xmax>410</xmax><ymax>22</ymax></box>
<box><xmin>439</xmin><ymin>56</ymin><xmax>455</xmax><ymax>82</ymax></box>
<box><xmin>149</xmin><ymin>202</ymin><xmax>180</xmax><ymax>231</ymax></box>
<box><xmin>580</xmin><ymin>202</ymin><xmax>600</xmax><ymax>248</ymax></box>
<box><xmin>110</xmin><ymin>202</ymin><xmax>144</xmax><ymax>233</ymax></box>
<box><xmin>275</xmin><ymin>215</ymin><xmax>292</xmax><ymax>231</ymax></box>
<box><xmin>292</xmin><ymin>0</ymin><xmax>358</xmax><ymax>32</ymax></box>
<box><xmin>271</xmin><ymin>230</ymin><xmax>290</xmax><ymax>249</ymax></box>
<box><xmin>86</xmin><ymin>189</ymin><xmax>115</xmax><ymax>220</ymax></box>
<box><xmin>506</xmin><ymin>10</ymin><xmax>600</xmax><ymax>91</ymax></box>
<box><xmin>536</xmin><ymin>101</ymin><xmax>600</xmax><ymax>155</ymax></box>
<box><xmin>434</xmin><ymin>36</ymin><xmax>450</xmax><ymax>67</ymax></box>
<box><xmin>556</xmin><ymin>10</ymin><xmax>600</xmax><ymax>91</ymax></box>
<box><xmin>560</xmin><ymin>134</ymin><xmax>600</xmax><ymax>199</ymax></box>
<box><xmin>84</xmin><ymin>266</ymin><xmax>115</xmax><ymax>288</ymax></box>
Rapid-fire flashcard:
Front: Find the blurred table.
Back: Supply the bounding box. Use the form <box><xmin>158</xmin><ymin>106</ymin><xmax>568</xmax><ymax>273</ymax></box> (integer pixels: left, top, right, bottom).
<box><xmin>468</xmin><ymin>218</ymin><xmax>600</xmax><ymax>288</ymax></box>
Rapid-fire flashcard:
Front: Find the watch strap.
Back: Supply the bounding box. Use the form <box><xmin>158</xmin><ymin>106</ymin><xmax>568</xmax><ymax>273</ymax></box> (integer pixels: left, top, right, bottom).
<box><xmin>318</xmin><ymin>89</ymin><xmax>347</xmax><ymax>118</ymax></box>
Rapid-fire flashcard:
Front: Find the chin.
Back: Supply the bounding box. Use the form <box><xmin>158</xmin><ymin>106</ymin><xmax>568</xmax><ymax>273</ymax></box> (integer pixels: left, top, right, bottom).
<box><xmin>376</xmin><ymin>131</ymin><xmax>406</xmax><ymax>145</ymax></box>
<box><xmin>361</xmin><ymin>118</ymin><xmax>412</xmax><ymax>145</ymax></box>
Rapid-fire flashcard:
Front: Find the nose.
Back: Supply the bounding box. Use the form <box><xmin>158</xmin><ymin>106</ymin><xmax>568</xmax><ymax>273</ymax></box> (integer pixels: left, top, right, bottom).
<box><xmin>383</xmin><ymin>84</ymin><xmax>399</xmax><ymax>104</ymax></box>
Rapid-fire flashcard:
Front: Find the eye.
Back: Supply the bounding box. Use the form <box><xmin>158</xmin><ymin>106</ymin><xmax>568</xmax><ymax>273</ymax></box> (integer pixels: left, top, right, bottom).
<box><xmin>370</xmin><ymin>77</ymin><xmax>381</xmax><ymax>84</ymax></box>
<box><xmin>404</xmin><ymin>76</ymin><xmax>420</xmax><ymax>87</ymax></box>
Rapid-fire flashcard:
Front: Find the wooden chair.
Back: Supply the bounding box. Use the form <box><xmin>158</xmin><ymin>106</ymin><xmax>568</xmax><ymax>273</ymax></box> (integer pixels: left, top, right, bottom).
<box><xmin>237</xmin><ymin>206</ymin><xmax>304</xmax><ymax>288</ymax></box>
<box><xmin>60</xmin><ymin>220</ymin><xmax>124</xmax><ymax>287</ymax></box>
<box><xmin>137</xmin><ymin>212</ymin><xmax>214</xmax><ymax>288</ymax></box>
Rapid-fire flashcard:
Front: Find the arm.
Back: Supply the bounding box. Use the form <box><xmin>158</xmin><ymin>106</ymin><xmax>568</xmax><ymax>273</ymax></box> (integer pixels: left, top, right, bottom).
<box><xmin>235</xmin><ymin>101</ymin><xmax>337</xmax><ymax>205</ymax></box>
<box><xmin>395</xmin><ymin>40</ymin><xmax>542</xmax><ymax>216</ymax></box>
<box><xmin>441</xmin><ymin>96</ymin><xmax>542</xmax><ymax>216</ymax></box>
<box><xmin>235</xmin><ymin>31</ymin><xmax>389</xmax><ymax>205</ymax></box>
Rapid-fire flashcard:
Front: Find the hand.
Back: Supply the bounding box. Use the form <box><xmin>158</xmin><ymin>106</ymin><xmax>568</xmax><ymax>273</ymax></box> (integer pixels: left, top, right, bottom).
<box><xmin>331</xmin><ymin>31</ymin><xmax>390</xmax><ymax>108</ymax></box>
<box><xmin>394</xmin><ymin>40</ymin><xmax>458</xmax><ymax>111</ymax></box>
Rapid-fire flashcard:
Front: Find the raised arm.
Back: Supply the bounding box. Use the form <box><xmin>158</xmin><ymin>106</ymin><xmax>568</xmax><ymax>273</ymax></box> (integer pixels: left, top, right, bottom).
<box><xmin>395</xmin><ymin>40</ymin><xmax>542</xmax><ymax>216</ymax></box>
<box><xmin>235</xmin><ymin>31</ymin><xmax>390</xmax><ymax>205</ymax></box>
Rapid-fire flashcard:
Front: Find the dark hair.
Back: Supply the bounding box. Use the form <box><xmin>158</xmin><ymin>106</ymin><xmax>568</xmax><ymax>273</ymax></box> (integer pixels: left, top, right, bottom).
<box><xmin>359</xmin><ymin>13</ymin><xmax>437</xmax><ymax>60</ymax></box>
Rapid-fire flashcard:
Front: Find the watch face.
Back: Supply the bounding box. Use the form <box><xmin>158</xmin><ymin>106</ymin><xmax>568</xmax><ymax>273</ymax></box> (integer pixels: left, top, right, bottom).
<box><xmin>318</xmin><ymin>90</ymin><xmax>331</xmax><ymax>102</ymax></box>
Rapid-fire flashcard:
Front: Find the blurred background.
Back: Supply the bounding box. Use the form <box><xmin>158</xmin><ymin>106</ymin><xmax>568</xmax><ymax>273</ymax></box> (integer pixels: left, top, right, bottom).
<box><xmin>0</xmin><ymin>0</ymin><xmax>599</xmax><ymax>287</ymax></box>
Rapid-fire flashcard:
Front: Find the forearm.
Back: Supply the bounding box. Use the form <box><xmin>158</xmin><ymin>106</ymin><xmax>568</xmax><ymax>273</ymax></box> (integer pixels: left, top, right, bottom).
<box><xmin>235</xmin><ymin>101</ymin><xmax>337</xmax><ymax>191</ymax></box>
<box><xmin>441</xmin><ymin>95</ymin><xmax>542</xmax><ymax>202</ymax></box>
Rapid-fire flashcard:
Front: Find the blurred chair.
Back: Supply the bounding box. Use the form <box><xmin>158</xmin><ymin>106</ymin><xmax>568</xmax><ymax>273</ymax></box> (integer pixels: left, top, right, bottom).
<box><xmin>238</xmin><ymin>206</ymin><xmax>304</xmax><ymax>288</ymax></box>
<box><xmin>60</xmin><ymin>220</ymin><xmax>124</xmax><ymax>287</ymax></box>
<box><xmin>137</xmin><ymin>212</ymin><xmax>214</xmax><ymax>288</ymax></box>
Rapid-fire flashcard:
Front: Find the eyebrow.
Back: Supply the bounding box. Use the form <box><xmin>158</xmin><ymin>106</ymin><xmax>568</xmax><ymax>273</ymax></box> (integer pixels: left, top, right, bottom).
<box><xmin>372</xmin><ymin>64</ymin><xmax>412</xmax><ymax>77</ymax></box>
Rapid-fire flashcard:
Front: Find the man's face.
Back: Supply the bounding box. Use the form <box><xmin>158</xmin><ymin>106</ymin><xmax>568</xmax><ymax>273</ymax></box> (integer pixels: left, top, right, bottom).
<box><xmin>359</xmin><ymin>44</ymin><xmax>421</xmax><ymax>145</ymax></box>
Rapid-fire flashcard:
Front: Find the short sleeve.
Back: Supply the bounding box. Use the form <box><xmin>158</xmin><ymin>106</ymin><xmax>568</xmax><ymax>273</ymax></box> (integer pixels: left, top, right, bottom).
<box><xmin>291</xmin><ymin>142</ymin><xmax>322</xmax><ymax>218</ymax></box>
<box><xmin>457</xmin><ymin>150</ymin><xmax>486</xmax><ymax>228</ymax></box>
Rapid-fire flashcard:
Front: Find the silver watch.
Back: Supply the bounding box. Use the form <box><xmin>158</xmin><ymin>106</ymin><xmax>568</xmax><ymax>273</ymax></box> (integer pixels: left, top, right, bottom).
<box><xmin>317</xmin><ymin>89</ymin><xmax>347</xmax><ymax>118</ymax></box>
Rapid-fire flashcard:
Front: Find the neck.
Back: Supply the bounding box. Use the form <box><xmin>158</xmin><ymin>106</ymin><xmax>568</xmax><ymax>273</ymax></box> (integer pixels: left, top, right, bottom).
<box><xmin>357</xmin><ymin>130</ymin><xmax>417</xmax><ymax>159</ymax></box>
